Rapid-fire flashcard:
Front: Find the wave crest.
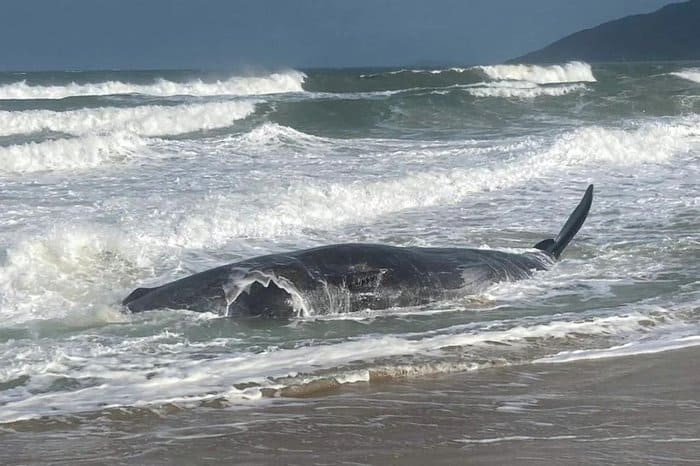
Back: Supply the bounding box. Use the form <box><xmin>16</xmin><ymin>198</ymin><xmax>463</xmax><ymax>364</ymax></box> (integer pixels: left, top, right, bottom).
<box><xmin>0</xmin><ymin>226</ymin><xmax>152</xmax><ymax>324</ymax></box>
<box><xmin>0</xmin><ymin>132</ymin><xmax>146</xmax><ymax>173</ymax></box>
<box><xmin>0</xmin><ymin>309</ymin><xmax>675</xmax><ymax>423</ymax></box>
<box><xmin>360</xmin><ymin>67</ymin><xmax>468</xmax><ymax>78</ymax></box>
<box><xmin>0</xmin><ymin>101</ymin><xmax>255</xmax><ymax>138</ymax></box>
<box><xmin>0</xmin><ymin>71</ymin><xmax>305</xmax><ymax>99</ymax></box>
<box><xmin>465</xmin><ymin>81</ymin><xmax>586</xmax><ymax>98</ymax></box>
<box><xmin>671</xmin><ymin>68</ymin><xmax>700</xmax><ymax>84</ymax></box>
<box><xmin>477</xmin><ymin>61</ymin><xmax>596</xmax><ymax>84</ymax></box>
<box><xmin>231</xmin><ymin>122</ymin><xmax>328</xmax><ymax>148</ymax></box>
<box><xmin>171</xmin><ymin>116</ymin><xmax>699</xmax><ymax>247</ymax></box>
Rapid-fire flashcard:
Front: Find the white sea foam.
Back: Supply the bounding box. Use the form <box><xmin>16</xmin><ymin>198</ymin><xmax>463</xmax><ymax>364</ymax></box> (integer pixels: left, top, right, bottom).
<box><xmin>458</xmin><ymin>435</ymin><xmax>578</xmax><ymax>444</ymax></box>
<box><xmin>219</xmin><ymin>122</ymin><xmax>536</xmax><ymax>159</ymax></box>
<box><xmin>0</xmin><ymin>132</ymin><xmax>147</xmax><ymax>172</ymax></box>
<box><xmin>360</xmin><ymin>67</ymin><xmax>468</xmax><ymax>78</ymax></box>
<box><xmin>543</xmin><ymin>117</ymin><xmax>699</xmax><ymax>164</ymax></box>
<box><xmin>671</xmin><ymin>68</ymin><xmax>700</xmax><ymax>84</ymax></box>
<box><xmin>359</xmin><ymin>63</ymin><xmax>594</xmax><ymax>98</ymax></box>
<box><xmin>535</xmin><ymin>334</ymin><xmax>700</xmax><ymax>363</ymax></box>
<box><xmin>0</xmin><ymin>311</ymin><xmax>664</xmax><ymax>423</ymax></box>
<box><xmin>465</xmin><ymin>81</ymin><xmax>586</xmax><ymax>98</ymax></box>
<box><xmin>172</xmin><ymin>116</ymin><xmax>699</xmax><ymax>247</ymax></box>
<box><xmin>0</xmin><ymin>225</ymin><xmax>154</xmax><ymax>324</ymax></box>
<box><xmin>0</xmin><ymin>101</ymin><xmax>255</xmax><ymax>137</ymax></box>
<box><xmin>0</xmin><ymin>71</ymin><xmax>305</xmax><ymax>99</ymax></box>
<box><xmin>477</xmin><ymin>61</ymin><xmax>596</xmax><ymax>84</ymax></box>
<box><xmin>0</xmin><ymin>101</ymin><xmax>256</xmax><ymax>172</ymax></box>
<box><xmin>230</xmin><ymin>121</ymin><xmax>329</xmax><ymax>149</ymax></box>
<box><xmin>0</xmin><ymin>102</ymin><xmax>255</xmax><ymax>136</ymax></box>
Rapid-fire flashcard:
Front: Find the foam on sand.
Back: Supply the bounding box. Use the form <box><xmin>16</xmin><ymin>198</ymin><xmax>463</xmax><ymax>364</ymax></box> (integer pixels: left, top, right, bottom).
<box><xmin>0</xmin><ymin>310</ymin><xmax>667</xmax><ymax>423</ymax></box>
<box><xmin>535</xmin><ymin>334</ymin><xmax>700</xmax><ymax>363</ymax></box>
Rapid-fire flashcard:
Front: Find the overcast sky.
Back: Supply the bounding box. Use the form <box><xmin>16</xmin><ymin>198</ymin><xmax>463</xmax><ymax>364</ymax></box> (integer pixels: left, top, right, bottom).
<box><xmin>0</xmin><ymin>0</ymin><xmax>678</xmax><ymax>70</ymax></box>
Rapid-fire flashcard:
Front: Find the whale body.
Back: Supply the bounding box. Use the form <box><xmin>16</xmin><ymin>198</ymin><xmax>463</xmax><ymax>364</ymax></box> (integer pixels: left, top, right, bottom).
<box><xmin>123</xmin><ymin>185</ymin><xmax>593</xmax><ymax>318</ymax></box>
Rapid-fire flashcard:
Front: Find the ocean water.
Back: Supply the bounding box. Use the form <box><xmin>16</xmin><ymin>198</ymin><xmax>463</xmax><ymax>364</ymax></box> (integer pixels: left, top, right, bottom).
<box><xmin>0</xmin><ymin>62</ymin><xmax>698</xmax><ymax>431</ymax></box>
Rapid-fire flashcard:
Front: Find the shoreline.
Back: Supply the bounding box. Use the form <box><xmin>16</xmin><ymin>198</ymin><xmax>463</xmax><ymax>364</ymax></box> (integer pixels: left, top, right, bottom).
<box><xmin>2</xmin><ymin>345</ymin><xmax>699</xmax><ymax>465</ymax></box>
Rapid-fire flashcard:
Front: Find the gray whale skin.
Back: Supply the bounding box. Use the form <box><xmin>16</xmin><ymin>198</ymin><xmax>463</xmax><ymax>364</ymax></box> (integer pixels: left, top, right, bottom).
<box><xmin>123</xmin><ymin>185</ymin><xmax>593</xmax><ymax>318</ymax></box>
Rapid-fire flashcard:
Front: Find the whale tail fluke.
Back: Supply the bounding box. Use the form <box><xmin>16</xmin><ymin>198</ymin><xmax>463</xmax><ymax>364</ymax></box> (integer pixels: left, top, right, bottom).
<box><xmin>534</xmin><ymin>184</ymin><xmax>593</xmax><ymax>259</ymax></box>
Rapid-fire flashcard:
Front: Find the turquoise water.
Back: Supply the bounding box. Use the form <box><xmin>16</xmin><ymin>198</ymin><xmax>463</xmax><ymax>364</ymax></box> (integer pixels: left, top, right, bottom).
<box><xmin>0</xmin><ymin>62</ymin><xmax>698</xmax><ymax>424</ymax></box>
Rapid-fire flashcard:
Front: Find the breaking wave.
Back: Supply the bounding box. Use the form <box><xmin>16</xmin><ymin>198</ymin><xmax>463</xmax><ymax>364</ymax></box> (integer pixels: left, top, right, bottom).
<box><xmin>229</xmin><ymin>122</ymin><xmax>329</xmax><ymax>149</ymax></box>
<box><xmin>0</xmin><ymin>132</ymin><xmax>147</xmax><ymax>173</ymax></box>
<box><xmin>172</xmin><ymin>116</ymin><xmax>699</xmax><ymax>246</ymax></box>
<box><xmin>360</xmin><ymin>62</ymin><xmax>595</xmax><ymax>84</ymax></box>
<box><xmin>0</xmin><ymin>308</ymin><xmax>678</xmax><ymax>423</ymax></box>
<box><xmin>465</xmin><ymin>81</ymin><xmax>586</xmax><ymax>98</ymax></box>
<box><xmin>477</xmin><ymin>61</ymin><xmax>596</xmax><ymax>84</ymax></box>
<box><xmin>0</xmin><ymin>71</ymin><xmax>305</xmax><ymax>99</ymax></box>
<box><xmin>7</xmin><ymin>114</ymin><xmax>691</xmax><ymax>317</ymax></box>
<box><xmin>360</xmin><ymin>67</ymin><xmax>468</xmax><ymax>78</ymax></box>
<box><xmin>0</xmin><ymin>225</ymin><xmax>153</xmax><ymax>324</ymax></box>
<box><xmin>671</xmin><ymin>68</ymin><xmax>700</xmax><ymax>84</ymax></box>
<box><xmin>0</xmin><ymin>101</ymin><xmax>255</xmax><ymax>137</ymax></box>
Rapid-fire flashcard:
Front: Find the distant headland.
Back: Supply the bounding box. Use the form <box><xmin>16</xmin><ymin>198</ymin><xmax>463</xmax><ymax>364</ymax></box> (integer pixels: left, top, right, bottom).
<box><xmin>511</xmin><ymin>0</ymin><xmax>700</xmax><ymax>63</ymax></box>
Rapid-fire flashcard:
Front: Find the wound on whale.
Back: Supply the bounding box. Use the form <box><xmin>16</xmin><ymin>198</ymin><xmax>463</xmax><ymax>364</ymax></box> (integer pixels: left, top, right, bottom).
<box><xmin>123</xmin><ymin>185</ymin><xmax>594</xmax><ymax>318</ymax></box>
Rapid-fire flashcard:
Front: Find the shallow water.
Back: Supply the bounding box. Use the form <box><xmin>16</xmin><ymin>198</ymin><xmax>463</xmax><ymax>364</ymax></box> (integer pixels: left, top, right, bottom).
<box><xmin>3</xmin><ymin>347</ymin><xmax>699</xmax><ymax>465</ymax></box>
<box><xmin>0</xmin><ymin>62</ymin><xmax>698</xmax><ymax>433</ymax></box>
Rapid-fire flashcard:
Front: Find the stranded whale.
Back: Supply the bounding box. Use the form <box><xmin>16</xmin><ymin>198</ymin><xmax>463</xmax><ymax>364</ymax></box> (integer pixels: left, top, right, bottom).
<box><xmin>123</xmin><ymin>185</ymin><xmax>593</xmax><ymax>317</ymax></box>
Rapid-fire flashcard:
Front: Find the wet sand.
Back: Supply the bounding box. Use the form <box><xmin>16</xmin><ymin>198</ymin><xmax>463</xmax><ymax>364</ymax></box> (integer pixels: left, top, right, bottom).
<box><xmin>2</xmin><ymin>346</ymin><xmax>699</xmax><ymax>465</ymax></box>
